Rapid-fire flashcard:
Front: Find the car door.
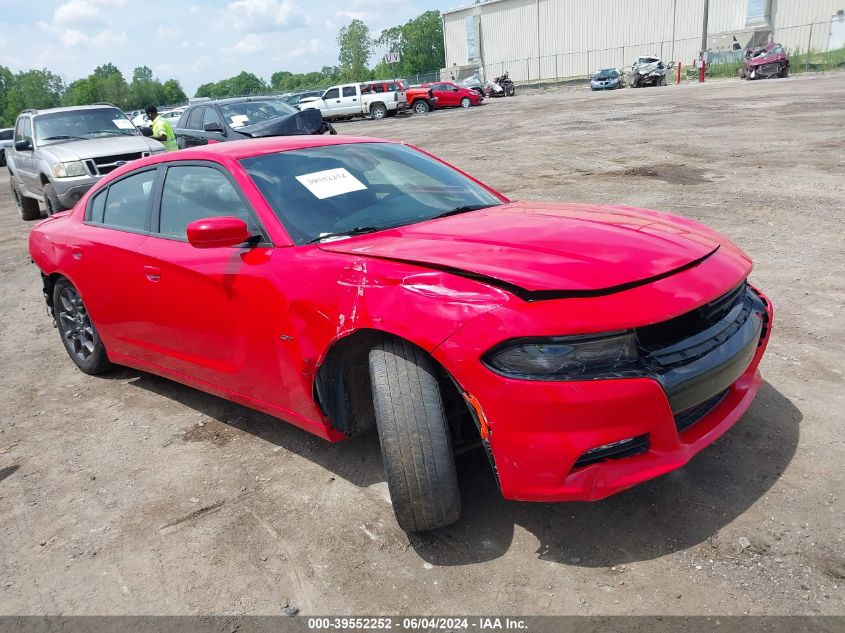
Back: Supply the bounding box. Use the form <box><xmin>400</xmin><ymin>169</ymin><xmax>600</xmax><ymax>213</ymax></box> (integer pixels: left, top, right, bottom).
<box><xmin>177</xmin><ymin>107</ymin><xmax>206</xmax><ymax>148</ymax></box>
<box><xmin>339</xmin><ymin>85</ymin><xmax>363</xmax><ymax>115</ymax></box>
<box><xmin>320</xmin><ymin>87</ymin><xmax>342</xmax><ymax>117</ymax></box>
<box><xmin>202</xmin><ymin>107</ymin><xmax>227</xmax><ymax>144</ymax></box>
<box><xmin>136</xmin><ymin>161</ymin><xmax>287</xmax><ymax>396</ymax></box>
<box><xmin>75</xmin><ymin>167</ymin><xmax>159</xmax><ymax>359</ymax></box>
<box><xmin>430</xmin><ymin>83</ymin><xmax>456</xmax><ymax>107</ymax></box>
<box><xmin>13</xmin><ymin>117</ymin><xmax>36</xmax><ymax>191</ymax></box>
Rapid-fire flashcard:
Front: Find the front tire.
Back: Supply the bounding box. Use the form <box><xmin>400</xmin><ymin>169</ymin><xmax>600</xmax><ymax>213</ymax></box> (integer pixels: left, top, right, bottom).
<box><xmin>53</xmin><ymin>279</ymin><xmax>112</xmax><ymax>375</ymax></box>
<box><xmin>43</xmin><ymin>182</ymin><xmax>65</xmax><ymax>216</ymax></box>
<box><xmin>412</xmin><ymin>100</ymin><xmax>430</xmax><ymax>114</ymax></box>
<box><xmin>369</xmin><ymin>339</ymin><xmax>461</xmax><ymax>532</ymax></box>
<box><xmin>780</xmin><ymin>63</ymin><xmax>789</xmax><ymax>78</ymax></box>
<box><xmin>11</xmin><ymin>180</ymin><xmax>41</xmax><ymax>221</ymax></box>
<box><xmin>460</xmin><ymin>97</ymin><xmax>471</xmax><ymax>108</ymax></box>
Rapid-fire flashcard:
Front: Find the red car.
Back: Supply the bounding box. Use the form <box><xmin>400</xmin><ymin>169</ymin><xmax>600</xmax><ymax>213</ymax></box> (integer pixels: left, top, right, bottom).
<box><xmin>740</xmin><ymin>42</ymin><xmax>790</xmax><ymax>79</ymax></box>
<box><xmin>29</xmin><ymin>136</ymin><xmax>773</xmax><ymax>532</ymax></box>
<box><xmin>420</xmin><ymin>81</ymin><xmax>482</xmax><ymax>108</ymax></box>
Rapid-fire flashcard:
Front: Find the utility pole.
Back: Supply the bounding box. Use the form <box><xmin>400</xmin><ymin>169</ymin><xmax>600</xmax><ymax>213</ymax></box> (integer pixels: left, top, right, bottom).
<box><xmin>671</xmin><ymin>0</ymin><xmax>678</xmax><ymax>61</ymax></box>
<box><xmin>701</xmin><ymin>0</ymin><xmax>710</xmax><ymax>55</ymax></box>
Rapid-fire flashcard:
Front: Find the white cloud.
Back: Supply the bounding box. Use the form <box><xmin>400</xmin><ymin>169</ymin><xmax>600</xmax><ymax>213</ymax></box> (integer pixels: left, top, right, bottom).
<box><xmin>156</xmin><ymin>63</ymin><xmax>177</xmax><ymax>76</ymax></box>
<box><xmin>91</xmin><ymin>29</ymin><xmax>127</xmax><ymax>46</ymax></box>
<box><xmin>59</xmin><ymin>29</ymin><xmax>89</xmax><ymax>46</ymax></box>
<box><xmin>337</xmin><ymin>10</ymin><xmax>376</xmax><ymax>22</ymax></box>
<box><xmin>285</xmin><ymin>38</ymin><xmax>321</xmax><ymax>58</ymax></box>
<box><xmin>229</xmin><ymin>33</ymin><xmax>268</xmax><ymax>54</ymax></box>
<box><xmin>53</xmin><ymin>0</ymin><xmax>125</xmax><ymax>29</ymax></box>
<box><xmin>156</xmin><ymin>26</ymin><xmax>179</xmax><ymax>39</ymax></box>
<box><xmin>224</xmin><ymin>0</ymin><xmax>309</xmax><ymax>33</ymax></box>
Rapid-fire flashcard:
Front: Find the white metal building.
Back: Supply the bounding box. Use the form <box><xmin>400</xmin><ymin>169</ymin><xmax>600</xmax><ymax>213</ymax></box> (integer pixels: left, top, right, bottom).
<box><xmin>442</xmin><ymin>0</ymin><xmax>845</xmax><ymax>82</ymax></box>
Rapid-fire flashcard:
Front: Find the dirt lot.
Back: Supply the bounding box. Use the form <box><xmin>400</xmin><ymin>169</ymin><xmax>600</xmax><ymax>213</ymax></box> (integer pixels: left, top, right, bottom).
<box><xmin>1</xmin><ymin>73</ymin><xmax>843</xmax><ymax>617</ymax></box>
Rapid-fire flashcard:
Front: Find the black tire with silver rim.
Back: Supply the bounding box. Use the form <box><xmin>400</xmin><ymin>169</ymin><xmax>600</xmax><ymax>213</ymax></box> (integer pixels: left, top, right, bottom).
<box><xmin>460</xmin><ymin>97</ymin><xmax>471</xmax><ymax>108</ymax></box>
<box><xmin>370</xmin><ymin>103</ymin><xmax>387</xmax><ymax>120</ymax></box>
<box><xmin>53</xmin><ymin>279</ymin><xmax>112</xmax><ymax>375</ymax></box>
<box><xmin>369</xmin><ymin>338</ymin><xmax>461</xmax><ymax>532</ymax></box>
<box><xmin>43</xmin><ymin>182</ymin><xmax>66</xmax><ymax>216</ymax></box>
<box><xmin>413</xmin><ymin>100</ymin><xmax>430</xmax><ymax>114</ymax></box>
<box><xmin>11</xmin><ymin>180</ymin><xmax>41</xmax><ymax>221</ymax></box>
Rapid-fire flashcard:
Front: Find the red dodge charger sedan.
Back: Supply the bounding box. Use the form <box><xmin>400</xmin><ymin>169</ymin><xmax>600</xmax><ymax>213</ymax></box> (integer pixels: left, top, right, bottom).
<box><xmin>29</xmin><ymin>136</ymin><xmax>773</xmax><ymax>531</ymax></box>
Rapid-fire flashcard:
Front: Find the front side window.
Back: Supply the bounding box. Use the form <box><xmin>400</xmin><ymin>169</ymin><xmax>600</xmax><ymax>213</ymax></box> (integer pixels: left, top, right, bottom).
<box><xmin>241</xmin><ymin>142</ymin><xmax>502</xmax><ymax>245</ymax></box>
<box><xmin>203</xmin><ymin>107</ymin><xmax>224</xmax><ymax>130</ymax></box>
<box><xmin>34</xmin><ymin>108</ymin><xmax>138</xmax><ymax>145</ymax></box>
<box><xmin>0</xmin><ymin>129</ymin><xmax>13</xmax><ymax>141</ymax></box>
<box><xmin>158</xmin><ymin>165</ymin><xmax>258</xmax><ymax>239</ymax></box>
<box><xmin>15</xmin><ymin>118</ymin><xmax>32</xmax><ymax>143</ymax></box>
<box><xmin>324</xmin><ymin>88</ymin><xmax>339</xmax><ymax>99</ymax></box>
<box><xmin>102</xmin><ymin>170</ymin><xmax>156</xmax><ymax>231</ymax></box>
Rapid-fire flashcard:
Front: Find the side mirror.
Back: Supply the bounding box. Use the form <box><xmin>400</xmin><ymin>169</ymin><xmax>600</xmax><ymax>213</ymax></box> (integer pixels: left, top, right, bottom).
<box><xmin>187</xmin><ymin>216</ymin><xmax>250</xmax><ymax>249</ymax></box>
<box><xmin>15</xmin><ymin>139</ymin><xmax>32</xmax><ymax>151</ymax></box>
<box><xmin>204</xmin><ymin>122</ymin><xmax>224</xmax><ymax>133</ymax></box>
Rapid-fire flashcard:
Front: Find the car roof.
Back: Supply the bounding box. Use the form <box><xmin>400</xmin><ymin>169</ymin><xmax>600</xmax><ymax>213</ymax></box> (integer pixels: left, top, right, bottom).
<box><xmin>104</xmin><ymin>135</ymin><xmax>399</xmax><ymax>179</ymax></box>
<box><xmin>188</xmin><ymin>96</ymin><xmax>287</xmax><ymax>106</ymax></box>
<box><xmin>25</xmin><ymin>104</ymin><xmax>123</xmax><ymax>116</ymax></box>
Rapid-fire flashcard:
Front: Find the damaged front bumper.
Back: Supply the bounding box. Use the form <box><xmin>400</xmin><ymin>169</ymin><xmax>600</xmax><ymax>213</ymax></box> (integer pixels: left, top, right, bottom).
<box><xmin>433</xmin><ymin>278</ymin><xmax>773</xmax><ymax>502</ymax></box>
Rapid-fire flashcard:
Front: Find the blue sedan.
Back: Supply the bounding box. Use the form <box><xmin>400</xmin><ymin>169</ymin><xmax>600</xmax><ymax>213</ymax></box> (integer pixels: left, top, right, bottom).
<box><xmin>590</xmin><ymin>68</ymin><xmax>624</xmax><ymax>90</ymax></box>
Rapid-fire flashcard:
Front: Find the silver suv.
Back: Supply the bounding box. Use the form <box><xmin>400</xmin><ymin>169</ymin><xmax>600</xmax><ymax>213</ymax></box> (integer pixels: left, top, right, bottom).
<box><xmin>7</xmin><ymin>104</ymin><xmax>165</xmax><ymax>220</ymax></box>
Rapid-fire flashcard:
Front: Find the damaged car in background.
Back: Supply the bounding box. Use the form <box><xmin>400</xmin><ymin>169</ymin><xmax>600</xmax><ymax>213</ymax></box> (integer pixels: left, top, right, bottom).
<box><xmin>740</xmin><ymin>42</ymin><xmax>790</xmax><ymax>79</ymax></box>
<box><xmin>173</xmin><ymin>96</ymin><xmax>335</xmax><ymax>149</ymax></box>
<box><xmin>626</xmin><ymin>56</ymin><xmax>670</xmax><ymax>87</ymax></box>
<box><xmin>29</xmin><ymin>136</ymin><xmax>773</xmax><ymax>532</ymax></box>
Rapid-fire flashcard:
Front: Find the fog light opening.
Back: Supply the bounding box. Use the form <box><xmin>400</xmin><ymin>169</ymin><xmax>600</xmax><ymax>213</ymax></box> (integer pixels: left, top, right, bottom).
<box><xmin>573</xmin><ymin>434</ymin><xmax>650</xmax><ymax>469</ymax></box>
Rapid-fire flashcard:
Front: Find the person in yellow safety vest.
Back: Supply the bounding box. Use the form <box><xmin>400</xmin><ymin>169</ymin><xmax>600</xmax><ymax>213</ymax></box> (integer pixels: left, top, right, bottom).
<box><xmin>144</xmin><ymin>105</ymin><xmax>178</xmax><ymax>151</ymax></box>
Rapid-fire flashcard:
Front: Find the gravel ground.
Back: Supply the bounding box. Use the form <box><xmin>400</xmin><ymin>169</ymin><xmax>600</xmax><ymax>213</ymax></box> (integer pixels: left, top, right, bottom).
<box><xmin>0</xmin><ymin>72</ymin><xmax>843</xmax><ymax>616</ymax></box>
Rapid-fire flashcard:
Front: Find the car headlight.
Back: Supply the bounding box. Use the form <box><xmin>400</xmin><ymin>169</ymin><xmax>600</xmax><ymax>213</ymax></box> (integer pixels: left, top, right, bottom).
<box><xmin>52</xmin><ymin>161</ymin><xmax>87</xmax><ymax>178</ymax></box>
<box><xmin>483</xmin><ymin>331</ymin><xmax>639</xmax><ymax>379</ymax></box>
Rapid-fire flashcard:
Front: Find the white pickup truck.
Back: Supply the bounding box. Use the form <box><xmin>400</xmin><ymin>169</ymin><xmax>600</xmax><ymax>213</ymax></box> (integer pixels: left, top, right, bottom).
<box><xmin>299</xmin><ymin>83</ymin><xmax>405</xmax><ymax>121</ymax></box>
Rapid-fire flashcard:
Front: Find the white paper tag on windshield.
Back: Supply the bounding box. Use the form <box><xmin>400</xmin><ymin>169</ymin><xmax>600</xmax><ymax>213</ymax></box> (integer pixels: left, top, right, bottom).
<box><xmin>296</xmin><ymin>168</ymin><xmax>367</xmax><ymax>199</ymax></box>
<box><xmin>230</xmin><ymin>114</ymin><xmax>249</xmax><ymax>128</ymax></box>
<box><xmin>113</xmin><ymin>119</ymin><xmax>135</xmax><ymax>129</ymax></box>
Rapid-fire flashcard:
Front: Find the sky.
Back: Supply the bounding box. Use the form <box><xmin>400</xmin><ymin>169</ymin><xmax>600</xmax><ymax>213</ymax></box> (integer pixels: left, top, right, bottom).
<box><xmin>0</xmin><ymin>0</ymin><xmax>458</xmax><ymax>96</ymax></box>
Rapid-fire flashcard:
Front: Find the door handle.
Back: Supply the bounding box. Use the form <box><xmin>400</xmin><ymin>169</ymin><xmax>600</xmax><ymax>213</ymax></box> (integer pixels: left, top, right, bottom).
<box><xmin>70</xmin><ymin>246</ymin><xmax>83</xmax><ymax>260</ymax></box>
<box><xmin>352</xmin><ymin>98</ymin><xmax>357</xmax><ymax>101</ymax></box>
<box><xmin>144</xmin><ymin>265</ymin><xmax>161</xmax><ymax>282</ymax></box>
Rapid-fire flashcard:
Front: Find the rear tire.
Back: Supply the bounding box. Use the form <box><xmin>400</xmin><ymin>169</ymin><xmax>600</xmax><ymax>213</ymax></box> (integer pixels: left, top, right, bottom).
<box><xmin>369</xmin><ymin>339</ymin><xmax>461</xmax><ymax>532</ymax></box>
<box><xmin>780</xmin><ymin>63</ymin><xmax>789</xmax><ymax>78</ymax></box>
<box><xmin>412</xmin><ymin>100</ymin><xmax>430</xmax><ymax>114</ymax></box>
<box><xmin>370</xmin><ymin>103</ymin><xmax>387</xmax><ymax>120</ymax></box>
<box><xmin>53</xmin><ymin>279</ymin><xmax>112</xmax><ymax>375</ymax></box>
<box><xmin>43</xmin><ymin>182</ymin><xmax>65</xmax><ymax>216</ymax></box>
<box><xmin>11</xmin><ymin>180</ymin><xmax>41</xmax><ymax>221</ymax></box>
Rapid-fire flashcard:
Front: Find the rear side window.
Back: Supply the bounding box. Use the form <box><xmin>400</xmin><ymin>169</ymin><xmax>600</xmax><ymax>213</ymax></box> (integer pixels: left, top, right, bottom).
<box><xmin>88</xmin><ymin>190</ymin><xmax>106</xmax><ymax>223</ymax></box>
<box><xmin>342</xmin><ymin>86</ymin><xmax>356</xmax><ymax>97</ymax></box>
<box><xmin>158</xmin><ymin>165</ymin><xmax>257</xmax><ymax>239</ymax></box>
<box><xmin>102</xmin><ymin>170</ymin><xmax>156</xmax><ymax>231</ymax></box>
<box><xmin>186</xmin><ymin>108</ymin><xmax>204</xmax><ymax>130</ymax></box>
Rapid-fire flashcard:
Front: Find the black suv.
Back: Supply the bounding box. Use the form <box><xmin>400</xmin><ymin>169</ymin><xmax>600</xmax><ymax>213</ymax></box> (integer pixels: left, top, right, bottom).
<box><xmin>174</xmin><ymin>96</ymin><xmax>335</xmax><ymax>149</ymax></box>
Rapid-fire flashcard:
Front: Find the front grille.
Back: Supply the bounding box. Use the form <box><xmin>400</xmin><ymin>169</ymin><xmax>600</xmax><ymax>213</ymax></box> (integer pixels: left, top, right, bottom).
<box><xmin>638</xmin><ymin>281</ymin><xmax>747</xmax><ymax>360</ymax></box>
<box><xmin>572</xmin><ymin>434</ymin><xmax>649</xmax><ymax>469</ymax></box>
<box><xmin>85</xmin><ymin>152</ymin><xmax>146</xmax><ymax>176</ymax></box>
<box><xmin>674</xmin><ymin>389</ymin><xmax>728</xmax><ymax>433</ymax></box>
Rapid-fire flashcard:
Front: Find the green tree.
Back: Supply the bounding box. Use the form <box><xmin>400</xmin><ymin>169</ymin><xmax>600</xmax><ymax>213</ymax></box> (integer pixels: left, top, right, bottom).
<box><xmin>337</xmin><ymin>19</ymin><xmax>372</xmax><ymax>81</ymax></box>
<box><xmin>161</xmin><ymin>79</ymin><xmax>187</xmax><ymax>105</ymax></box>
<box><xmin>374</xmin><ymin>11</ymin><xmax>444</xmax><ymax>78</ymax></box>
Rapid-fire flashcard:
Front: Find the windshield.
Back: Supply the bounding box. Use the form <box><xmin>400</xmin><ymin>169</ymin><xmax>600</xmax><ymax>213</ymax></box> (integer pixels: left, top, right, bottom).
<box><xmin>34</xmin><ymin>108</ymin><xmax>139</xmax><ymax>144</ymax></box>
<box><xmin>594</xmin><ymin>70</ymin><xmax>619</xmax><ymax>79</ymax></box>
<box><xmin>241</xmin><ymin>142</ymin><xmax>503</xmax><ymax>245</ymax></box>
<box><xmin>219</xmin><ymin>99</ymin><xmax>297</xmax><ymax>129</ymax></box>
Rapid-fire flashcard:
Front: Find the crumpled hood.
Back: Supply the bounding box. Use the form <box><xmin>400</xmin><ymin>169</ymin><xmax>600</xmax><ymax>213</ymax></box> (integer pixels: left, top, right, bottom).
<box><xmin>43</xmin><ymin>136</ymin><xmax>162</xmax><ymax>161</ymax></box>
<box><xmin>319</xmin><ymin>201</ymin><xmax>750</xmax><ymax>295</ymax></box>
<box><xmin>238</xmin><ymin>110</ymin><xmax>325</xmax><ymax>137</ymax></box>
<box><xmin>636</xmin><ymin>62</ymin><xmax>665</xmax><ymax>75</ymax></box>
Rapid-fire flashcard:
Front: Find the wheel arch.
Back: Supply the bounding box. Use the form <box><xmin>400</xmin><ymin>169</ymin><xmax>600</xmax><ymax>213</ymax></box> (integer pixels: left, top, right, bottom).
<box><xmin>313</xmin><ymin>328</ymin><xmax>477</xmax><ymax>444</ymax></box>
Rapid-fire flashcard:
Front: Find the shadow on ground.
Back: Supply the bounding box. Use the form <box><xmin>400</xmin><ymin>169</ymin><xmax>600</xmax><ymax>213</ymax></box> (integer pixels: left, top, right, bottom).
<box><xmin>114</xmin><ymin>370</ymin><xmax>800</xmax><ymax>568</ymax></box>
